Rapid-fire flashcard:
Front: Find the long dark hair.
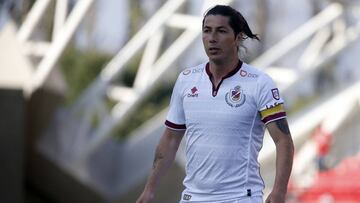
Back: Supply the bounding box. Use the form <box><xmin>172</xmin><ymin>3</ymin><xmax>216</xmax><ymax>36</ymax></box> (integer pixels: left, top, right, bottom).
<box><xmin>202</xmin><ymin>5</ymin><xmax>260</xmax><ymax>41</ymax></box>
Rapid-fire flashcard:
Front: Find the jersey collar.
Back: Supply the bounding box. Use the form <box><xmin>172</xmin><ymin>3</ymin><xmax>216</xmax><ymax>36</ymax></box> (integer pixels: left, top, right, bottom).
<box><xmin>205</xmin><ymin>60</ymin><xmax>243</xmax><ymax>97</ymax></box>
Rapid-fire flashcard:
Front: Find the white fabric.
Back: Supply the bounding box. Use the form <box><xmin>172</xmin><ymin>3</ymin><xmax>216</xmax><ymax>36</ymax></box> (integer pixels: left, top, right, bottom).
<box><xmin>166</xmin><ymin>62</ymin><xmax>284</xmax><ymax>202</ymax></box>
<box><xmin>179</xmin><ymin>196</ymin><xmax>263</xmax><ymax>203</ymax></box>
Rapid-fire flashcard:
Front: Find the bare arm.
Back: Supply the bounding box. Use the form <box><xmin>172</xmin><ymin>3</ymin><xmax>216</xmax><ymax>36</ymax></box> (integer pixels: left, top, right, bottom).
<box><xmin>136</xmin><ymin>128</ymin><xmax>185</xmax><ymax>203</ymax></box>
<box><xmin>265</xmin><ymin>118</ymin><xmax>294</xmax><ymax>203</ymax></box>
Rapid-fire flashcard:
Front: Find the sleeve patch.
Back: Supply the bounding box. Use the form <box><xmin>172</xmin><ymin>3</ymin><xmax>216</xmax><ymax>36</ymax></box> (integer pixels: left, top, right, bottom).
<box><xmin>271</xmin><ymin>88</ymin><xmax>280</xmax><ymax>100</ymax></box>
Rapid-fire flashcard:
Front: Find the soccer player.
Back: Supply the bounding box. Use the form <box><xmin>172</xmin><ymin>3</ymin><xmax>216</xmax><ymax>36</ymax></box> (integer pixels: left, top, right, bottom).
<box><xmin>137</xmin><ymin>5</ymin><xmax>294</xmax><ymax>203</ymax></box>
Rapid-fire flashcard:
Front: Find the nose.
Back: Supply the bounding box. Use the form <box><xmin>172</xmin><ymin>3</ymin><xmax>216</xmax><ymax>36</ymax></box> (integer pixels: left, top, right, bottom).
<box><xmin>209</xmin><ymin>32</ymin><xmax>217</xmax><ymax>43</ymax></box>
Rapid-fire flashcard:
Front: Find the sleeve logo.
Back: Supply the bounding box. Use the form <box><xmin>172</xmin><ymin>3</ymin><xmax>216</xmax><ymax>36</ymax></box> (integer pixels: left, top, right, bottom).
<box><xmin>271</xmin><ymin>88</ymin><xmax>280</xmax><ymax>100</ymax></box>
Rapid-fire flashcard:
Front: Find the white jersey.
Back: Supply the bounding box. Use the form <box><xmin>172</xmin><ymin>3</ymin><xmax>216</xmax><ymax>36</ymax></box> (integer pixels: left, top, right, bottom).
<box><xmin>165</xmin><ymin>61</ymin><xmax>286</xmax><ymax>202</ymax></box>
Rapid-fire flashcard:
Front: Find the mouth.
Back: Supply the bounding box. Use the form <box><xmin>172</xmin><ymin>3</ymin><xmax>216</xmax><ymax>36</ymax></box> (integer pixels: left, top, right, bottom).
<box><xmin>208</xmin><ymin>47</ymin><xmax>221</xmax><ymax>54</ymax></box>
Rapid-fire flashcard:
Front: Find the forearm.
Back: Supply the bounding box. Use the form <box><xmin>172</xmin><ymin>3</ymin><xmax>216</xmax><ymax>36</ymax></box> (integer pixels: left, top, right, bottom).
<box><xmin>266</xmin><ymin>118</ymin><xmax>294</xmax><ymax>203</ymax></box>
<box><xmin>143</xmin><ymin>129</ymin><xmax>183</xmax><ymax>192</ymax></box>
<box><xmin>144</xmin><ymin>144</ymin><xmax>177</xmax><ymax>191</ymax></box>
<box><xmin>273</xmin><ymin>137</ymin><xmax>294</xmax><ymax>193</ymax></box>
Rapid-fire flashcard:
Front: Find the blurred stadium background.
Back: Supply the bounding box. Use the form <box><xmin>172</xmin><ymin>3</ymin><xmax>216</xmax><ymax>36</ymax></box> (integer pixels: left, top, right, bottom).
<box><xmin>0</xmin><ymin>0</ymin><xmax>359</xmax><ymax>202</ymax></box>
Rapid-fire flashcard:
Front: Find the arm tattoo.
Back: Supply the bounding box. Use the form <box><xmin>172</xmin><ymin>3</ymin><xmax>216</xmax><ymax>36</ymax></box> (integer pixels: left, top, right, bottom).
<box><xmin>153</xmin><ymin>147</ymin><xmax>164</xmax><ymax>169</ymax></box>
<box><xmin>275</xmin><ymin>118</ymin><xmax>291</xmax><ymax>135</ymax></box>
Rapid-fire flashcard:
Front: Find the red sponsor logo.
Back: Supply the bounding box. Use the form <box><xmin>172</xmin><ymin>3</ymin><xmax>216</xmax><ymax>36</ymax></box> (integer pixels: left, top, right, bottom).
<box><xmin>240</xmin><ymin>69</ymin><xmax>247</xmax><ymax>77</ymax></box>
<box><xmin>183</xmin><ymin>69</ymin><xmax>191</xmax><ymax>75</ymax></box>
<box><xmin>240</xmin><ymin>69</ymin><xmax>258</xmax><ymax>78</ymax></box>
<box><xmin>187</xmin><ymin>87</ymin><xmax>199</xmax><ymax>97</ymax></box>
<box><xmin>191</xmin><ymin>87</ymin><xmax>197</xmax><ymax>94</ymax></box>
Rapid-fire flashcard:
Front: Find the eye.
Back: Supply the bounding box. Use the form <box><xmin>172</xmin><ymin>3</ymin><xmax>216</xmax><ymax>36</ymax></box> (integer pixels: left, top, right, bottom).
<box><xmin>203</xmin><ymin>29</ymin><xmax>210</xmax><ymax>33</ymax></box>
<box><xmin>219</xmin><ymin>29</ymin><xmax>227</xmax><ymax>33</ymax></box>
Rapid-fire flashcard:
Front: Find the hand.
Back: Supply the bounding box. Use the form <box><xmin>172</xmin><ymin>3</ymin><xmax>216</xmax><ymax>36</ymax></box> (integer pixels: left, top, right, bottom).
<box><xmin>265</xmin><ymin>191</ymin><xmax>286</xmax><ymax>203</ymax></box>
<box><xmin>136</xmin><ymin>190</ymin><xmax>155</xmax><ymax>203</ymax></box>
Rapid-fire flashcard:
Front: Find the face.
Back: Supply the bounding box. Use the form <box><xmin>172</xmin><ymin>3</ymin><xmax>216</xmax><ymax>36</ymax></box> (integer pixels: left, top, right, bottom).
<box><xmin>202</xmin><ymin>15</ymin><xmax>240</xmax><ymax>64</ymax></box>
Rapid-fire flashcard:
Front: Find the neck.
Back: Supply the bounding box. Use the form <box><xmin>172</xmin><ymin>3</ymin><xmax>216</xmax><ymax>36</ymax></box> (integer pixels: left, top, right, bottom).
<box><xmin>209</xmin><ymin>57</ymin><xmax>239</xmax><ymax>80</ymax></box>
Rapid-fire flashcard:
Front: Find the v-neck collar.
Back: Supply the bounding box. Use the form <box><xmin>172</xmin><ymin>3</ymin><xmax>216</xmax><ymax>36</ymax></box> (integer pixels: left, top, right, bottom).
<box><xmin>205</xmin><ymin>60</ymin><xmax>243</xmax><ymax>97</ymax></box>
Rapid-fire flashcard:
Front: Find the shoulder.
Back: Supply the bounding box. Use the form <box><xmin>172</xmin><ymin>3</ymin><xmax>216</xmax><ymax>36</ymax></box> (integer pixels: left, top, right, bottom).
<box><xmin>177</xmin><ymin>62</ymin><xmax>206</xmax><ymax>83</ymax></box>
<box><xmin>239</xmin><ymin>63</ymin><xmax>271</xmax><ymax>82</ymax></box>
<box><xmin>180</xmin><ymin>62</ymin><xmax>206</xmax><ymax>77</ymax></box>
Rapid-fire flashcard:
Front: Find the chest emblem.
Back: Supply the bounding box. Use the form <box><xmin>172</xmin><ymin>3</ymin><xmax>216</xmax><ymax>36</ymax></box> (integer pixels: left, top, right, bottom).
<box><xmin>225</xmin><ymin>85</ymin><xmax>246</xmax><ymax>107</ymax></box>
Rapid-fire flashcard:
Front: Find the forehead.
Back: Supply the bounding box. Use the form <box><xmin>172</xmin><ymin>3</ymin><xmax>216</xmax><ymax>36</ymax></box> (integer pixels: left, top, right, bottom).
<box><xmin>203</xmin><ymin>15</ymin><xmax>231</xmax><ymax>28</ymax></box>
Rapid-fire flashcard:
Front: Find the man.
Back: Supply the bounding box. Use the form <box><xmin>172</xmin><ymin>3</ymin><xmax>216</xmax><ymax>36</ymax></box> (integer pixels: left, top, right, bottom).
<box><xmin>137</xmin><ymin>5</ymin><xmax>294</xmax><ymax>203</ymax></box>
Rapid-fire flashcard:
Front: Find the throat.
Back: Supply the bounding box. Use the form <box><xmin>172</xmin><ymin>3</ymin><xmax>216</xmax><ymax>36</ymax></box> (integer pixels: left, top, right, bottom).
<box><xmin>210</xmin><ymin>78</ymin><xmax>224</xmax><ymax>97</ymax></box>
<box><xmin>211</xmin><ymin>78</ymin><xmax>223</xmax><ymax>89</ymax></box>
<box><xmin>209</xmin><ymin>59</ymin><xmax>240</xmax><ymax>78</ymax></box>
<box><xmin>206</xmin><ymin>60</ymin><xmax>243</xmax><ymax>97</ymax></box>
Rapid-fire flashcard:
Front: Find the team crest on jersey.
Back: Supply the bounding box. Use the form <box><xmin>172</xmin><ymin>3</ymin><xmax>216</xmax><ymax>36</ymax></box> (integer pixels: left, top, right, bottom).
<box><xmin>225</xmin><ymin>85</ymin><xmax>246</xmax><ymax>107</ymax></box>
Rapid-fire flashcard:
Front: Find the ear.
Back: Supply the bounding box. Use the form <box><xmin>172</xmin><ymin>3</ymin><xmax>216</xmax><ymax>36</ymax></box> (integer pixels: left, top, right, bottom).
<box><xmin>236</xmin><ymin>33</ymin><xmax>242</xmax><ymax>45</ymax></box>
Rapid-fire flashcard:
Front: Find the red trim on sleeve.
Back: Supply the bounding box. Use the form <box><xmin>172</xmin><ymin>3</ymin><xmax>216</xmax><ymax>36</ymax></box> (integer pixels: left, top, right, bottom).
<box><xmin>262</xmin><ymin>112</ymin><xmax>287</xmax><ymax>124</ymax></box>
<box><xmin>165</xmin><ymin>120</ymin><xmax>186</xmax><ymax>130</ymax></box>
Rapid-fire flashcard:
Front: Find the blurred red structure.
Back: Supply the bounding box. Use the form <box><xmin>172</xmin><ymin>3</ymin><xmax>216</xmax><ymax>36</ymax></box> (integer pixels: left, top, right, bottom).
<box><xmin>313</xmin><ymin>127</ymin><xmax>332</xmax><ymax>157</ymax></box>
<box><xmin>313</xmin><ymin>126</ymin><xmax>332</xmax><ymax>171</ymax></box>
<box><xmin>292</xmin><ymin>154</ymin><xmax>360</xmax><ymax>203</ymax></box>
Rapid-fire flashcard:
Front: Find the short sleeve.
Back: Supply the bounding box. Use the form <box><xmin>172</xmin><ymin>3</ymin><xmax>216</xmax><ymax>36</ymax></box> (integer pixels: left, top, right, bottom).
<box><xmin>165</xmin><ymin>74</ymin><xmax>186</xmax><ymax>130</ymax></box>
<box><xmin>256</xmin><ymin>74</ymin><xmax>286</xmax><ymax>124</ymax></box>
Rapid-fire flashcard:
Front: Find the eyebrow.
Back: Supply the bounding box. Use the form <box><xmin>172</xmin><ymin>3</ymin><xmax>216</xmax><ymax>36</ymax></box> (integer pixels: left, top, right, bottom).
<box><xmin>203</xmin><ymin>26</ymin><xmax>228</xmax><ymax>29</ymax></box>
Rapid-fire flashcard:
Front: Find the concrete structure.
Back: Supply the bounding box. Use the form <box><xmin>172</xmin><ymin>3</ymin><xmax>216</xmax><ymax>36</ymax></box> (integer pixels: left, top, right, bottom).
<box><xmin>0</xmin><ymin>21</ymin><xmax>32</xmax><ymax>203</ymax></box>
